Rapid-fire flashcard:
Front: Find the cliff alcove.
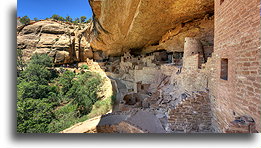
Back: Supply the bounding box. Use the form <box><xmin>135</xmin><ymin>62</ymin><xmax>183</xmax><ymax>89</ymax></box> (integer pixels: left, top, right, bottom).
<box><xmin>17</xmin><ymin>0</ymin><xmax>261</xmax><ymax>133</ymax></box>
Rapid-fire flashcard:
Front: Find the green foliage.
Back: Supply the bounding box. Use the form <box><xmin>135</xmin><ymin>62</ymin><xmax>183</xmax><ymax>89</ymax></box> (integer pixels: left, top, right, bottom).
<box><xmin>86</xmin><ymin>18</ymin><xmax>92</xmax><ymax>23</ymax></box>
<box><xmin>17</xmin><ymin>97</ymin><xmax>54</xmax><ymax>133</ymax></box>
<box><xmin>17</xmin><ymin>53</ymin><xmax>57</xmax><ymax>133</ymax></box>
<box><xmin>20</xmin><ymin>16</ymin><xmax>30</xmax><ymax>25</ymax></box>
<box><xmin>88</xmin><ymin>96</ymin><xmax>113</xmax><ymax>118</ymax></box>
<box><xmin>73</xmin><ymin>17</ymin><xmax>80</xmax><ymax>24</ymax></box>
<box><xmin>111</xmin><ymin>95</ymin><xmax>116</xmax><ymax>105</ymax></box>
<box><xmin>65</xmin><ymin>16</ymin><xmax>73</xmax><ymax>23</ymax></box>
<box><xmin>47</xmin><ymin>95</ymin><xmax>113</xmax><ymax>133</ymax></box>
<box><xmin>50</xmin><ymin>14</ymin><xmax>64</xmax><ymax>21</ymax></box>
<box><xmin>58</xmin><ymin>16</ymin><xmax>65</xmax><ymax>21</ymax></box>
<box><xmin>58</xmin><ymin>70</ymin><xmax>75</xmax><ymax>95</ymax></box>
<box><xmin>47</xmin><ymin>15</ymin><xmax>89</xmax><ymax>24</ymax></box>
<box><xmin>20</xmin><ymin>64</ymin><xmax>51</xmax><ymax>85</ymax></box>
<box><xmin>51</xmin><ymin>14</ymin><xmax>60</xmax><ymax>21</ymax></box>
<box><xmin>33</xmin><ymin>18</ymin><xmax>39</xmax><ymax>21</ymax></box>
<box><xmin>80</xmin><ymin>16</ymin><xmax>87</xmax><ymax>23</ymax></box>
<box><xmin>18</xmin><ymin>54</ymin><xmax>54</xmax><ymax>84</ymax></box>
<box><xmin>17</xmin><ymin>81</ymin><xmax>57</xmax><ymax>100</ymax></box>
<box><xmin>47</xmin><ymin>103</ymin><xmax>88</xmax><ymax>133</ymax></box>
<box><xmin>67</xmin><ymin>72</ymin><xmax>103</xmax><ymax>116</ymax></box>
<box><xmin>46</xmin><ymin>71</ymin><xmax>106</xmax><ymax>132</ymax></box>
<box><xmin>30</xmin><ymin>54</ymin><xmax>53</xmax><ymax>67</ymax></box>
<box><xmin>80</xmin><ymin>64</ymin><xmax>89</xmax><ymax>70</ymax></box>
<box><xmin>17</xmin><ymin>53</ymin><xmax>106</xmax><ymax>133</ymax></box>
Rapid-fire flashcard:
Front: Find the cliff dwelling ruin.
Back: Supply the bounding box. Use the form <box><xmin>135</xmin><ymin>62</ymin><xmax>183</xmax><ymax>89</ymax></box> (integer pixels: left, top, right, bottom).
<box><xmin>17</xmin><ymin>0</ymin><xmax>261</xmax><ymax>133</ymax></box>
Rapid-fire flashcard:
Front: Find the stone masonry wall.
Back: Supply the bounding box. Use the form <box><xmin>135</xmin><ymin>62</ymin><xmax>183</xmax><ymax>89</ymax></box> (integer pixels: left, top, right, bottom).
<box><xmin>183</xmin><ymin>54</ymin><xmax>201</xmax><ymax>70</ymax></box>
<box><xmin>210</xmin><ymin>0</ymin><xmax>261</xmax><ymax>132</ymax></box>
<box><xmin>168</xmin><ymin>92</ymin><xmax>212</xmax><ymax>133</ymax></box>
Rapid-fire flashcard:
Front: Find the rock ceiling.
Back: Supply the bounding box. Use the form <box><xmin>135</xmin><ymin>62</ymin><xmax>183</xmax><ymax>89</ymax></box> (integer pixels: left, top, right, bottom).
<box><xmin>89</xmin><ymin>0</ymin><xmax>214</xmax><ymax>56</ymax></box>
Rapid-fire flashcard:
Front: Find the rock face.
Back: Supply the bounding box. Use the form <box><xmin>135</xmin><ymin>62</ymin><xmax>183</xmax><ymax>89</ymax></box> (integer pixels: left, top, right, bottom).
<box><xmin>89</xmin><ymin>0</ymin><xmax>214</xmax><ymax>56</ymax></box>
<box><xmin>17</xmin><ymin>20</ymin><xmax>92</xmax><ymax>65</ymax></box>
<box><xmin>142</xmin><ymin>15</ymin><xmax>214</xmax><ymax>54</ymax></box>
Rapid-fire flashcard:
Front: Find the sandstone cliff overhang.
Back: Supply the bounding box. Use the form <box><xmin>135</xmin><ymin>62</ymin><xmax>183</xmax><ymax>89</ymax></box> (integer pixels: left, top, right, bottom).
<box><xmin>88</xmin><ymin>0</ymin><xmax>214</xmax><ymax>56</ymax></box>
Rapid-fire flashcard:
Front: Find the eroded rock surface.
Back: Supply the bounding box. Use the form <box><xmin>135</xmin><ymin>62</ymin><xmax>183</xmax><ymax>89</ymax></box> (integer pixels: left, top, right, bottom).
<box><xmin>17</xmin><ymin>20</ymin><xmax>92</xmax><ymax>65</ymax></box>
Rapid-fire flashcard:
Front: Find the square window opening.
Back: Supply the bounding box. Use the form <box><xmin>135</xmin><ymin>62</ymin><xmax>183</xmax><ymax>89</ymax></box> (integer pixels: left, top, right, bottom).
<box><xmin>220</xmin><ymin>58</ymin><xmax>228</xmax><ymax>80</ymax></box>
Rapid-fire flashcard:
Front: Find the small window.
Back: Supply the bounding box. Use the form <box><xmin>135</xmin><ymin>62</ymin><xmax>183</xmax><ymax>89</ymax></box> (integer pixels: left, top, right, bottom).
<box><xmin>220</xmin><ymin>0</ymin><xmax>224</xmax><ymax>5</ymax></box>
<box><xmin>220</xmin><ymin>58</ymin><xmax>228</xmax><ymax>80</ymax></box>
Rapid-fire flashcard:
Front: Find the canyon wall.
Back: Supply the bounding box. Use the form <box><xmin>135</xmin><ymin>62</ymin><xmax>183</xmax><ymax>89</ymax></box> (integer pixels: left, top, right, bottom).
<box><xmin>17</xmin><ymin>20</ymin><xmax>93</xmax><ymax>65</ymax></box>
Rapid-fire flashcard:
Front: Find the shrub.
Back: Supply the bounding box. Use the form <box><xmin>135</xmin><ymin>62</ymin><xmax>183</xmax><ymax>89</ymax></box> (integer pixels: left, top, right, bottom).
<box><xmin>58</xmin><ymin>70</ymin><xmax>75</xmax><ymax>95</ymax></box>
<box><xmin>51</xmin><ymin>14</ymin><xmax>60</xmax><ymax>21</ymax></box>
<box><xmin>88</xmin><ymin>97</ymin><xmax>112</xmax><ymax>118</ymax></box>
<box><xmin>17</xmin><ymin>52</ymin><xmax>106</xmax><ymax>133</ymax></box>
<box><xmin>111</xmin><ymin>95</ymin><xmax>116</xmax><ymax>105</ymax></box>
<box><xmin>17</xmin><ymin>53</ymin><xmax>58</xmax><ymax>133</ymax></box>
<box><xmin>65</xmin><ymin>16</ymin><xmax>73</xmax><ymax>23</ymax></box>
<box><xmin>17</xmin><ymin>98</ymin><xmax>55</xmax><ymax>133</ymax></box>
<box><xmin>20</xmin><ymin>16</ymin><xmax>30</xmax><ymax>25</ymax></box>
<box><xmin>80</xmin><ymin>64</ymin><xmax>89</xmax><ymax>70</ymax></box>
<box><xmin>67</xmin><ymin>72</ymin><xmax>103</xmax><ymax>116</ymax></box>
<box><xmin>73</xmin><ymin>18</ymin><xmax>80</xmax><ymax>24</ymax></box>
<box><xmin>30</xmin><ymin>54</ymin><xmax>53</xmax><ymax>67</ymax></box>
<box><xmin>19</xmin><ymin>54</ymin><xmax>55</xmax><ymax>85</ymax></box>
<box><xmin>80</xmin><ymin>16</ymin><xmax>86</xmax><ymax>23</ymax></box>
<box><xmin>18</xmin><ymin>81</ymin><xmax>57</xmax><ymax>99</ymax></box>
<box><xmin>20</xmin><ymin>64</ymin><xmax>51</xmax><ymax>85</ymax></box>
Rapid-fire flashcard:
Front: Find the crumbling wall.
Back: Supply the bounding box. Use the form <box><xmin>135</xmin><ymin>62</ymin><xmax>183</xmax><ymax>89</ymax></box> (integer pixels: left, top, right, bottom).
<box><xmin>171</xmin><ymin>69</ymin><xmax>208</xmax><ymax>95</ymax></box>
<box><xmin>161</xmin><ymin>64</ymin><xmax>180</xmax><ymax>76</ymax></box>
<box><xmin>168</xmin><ymin>92</ymin><xmax>212</xmax><ymax>133</ymax></box>
<box><xmin>134</xmin><ymin>67</ymin><xmax>161</xmax><ymax>85</ymax></box>
<box><xmin>117</xmin><ymin>51</ymin><xmax>169</xmax><ymax>93</ymax></box>
<box><xmin>170</xmin><ymin>38</ymin><xmax>209</xmax><ymax>95</ymax></box>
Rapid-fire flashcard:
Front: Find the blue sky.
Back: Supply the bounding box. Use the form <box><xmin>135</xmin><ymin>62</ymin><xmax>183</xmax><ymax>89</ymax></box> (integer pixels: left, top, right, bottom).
<box><xmin>17</xmin><ymin>0</ymin><xmax>93</xmax><ymax>20</ymax></box>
